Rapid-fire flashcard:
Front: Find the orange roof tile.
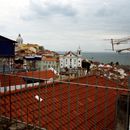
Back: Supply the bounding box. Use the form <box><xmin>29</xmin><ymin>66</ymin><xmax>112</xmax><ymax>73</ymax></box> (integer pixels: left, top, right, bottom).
<box><xmin>0</xmin><ymin>70</ymin><xmax>56</xmax><ymax>87</ymax></box>
<box><xmin>17</xmin><ymin>70</ymin><xmax>57</xmax><ymax>79</ymax></box>
<box><xmin>0</xmin><ymin>74</ymin><xmax>25</xmax><ymax>87</ymax></box>
<box><xmin>0</xmin><ymin>76</ymin><xmax>128</xmax><ymax>129</ymax></box>
<box><xmin>43</xmin><ymin>57</ymin><xmax>57</xmax><ymax>62</ymax></box>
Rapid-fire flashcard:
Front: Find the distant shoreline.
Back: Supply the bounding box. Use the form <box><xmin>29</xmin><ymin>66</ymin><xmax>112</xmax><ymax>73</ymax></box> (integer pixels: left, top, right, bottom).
<box><xmin>83</xmin><ymin>52</ymin><xmax>130</xmax><ymax>66</ymax></box>
<box><xmin>57</xmin><ymin>51</ymin><xmax>130</xmax><ymax>65</ymax></box>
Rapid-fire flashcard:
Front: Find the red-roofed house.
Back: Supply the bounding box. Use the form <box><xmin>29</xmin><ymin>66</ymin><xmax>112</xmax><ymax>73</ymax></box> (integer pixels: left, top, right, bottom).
<box><xmin>36</xmin><ymin>57</ymin><xmax>59</xmax><ymax>72</ymax></box>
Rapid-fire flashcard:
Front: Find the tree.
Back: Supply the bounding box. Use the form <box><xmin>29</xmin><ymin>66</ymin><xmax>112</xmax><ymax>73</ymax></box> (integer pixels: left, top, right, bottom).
<box><xmin>39</xmin><ymin>46</ymin><xmax>44</xmax><ymax>51</ymax></box>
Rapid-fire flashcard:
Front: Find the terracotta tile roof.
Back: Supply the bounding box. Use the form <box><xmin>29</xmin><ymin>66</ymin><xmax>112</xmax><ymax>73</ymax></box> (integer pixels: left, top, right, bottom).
<box><xmin>0</xmin><ymin>74</ymin><xmax>25</xmax><ymax>87</ymax></box>
<box><xmin>40</xmin><ymin>49</ymin><xmax>58</xmax><ymax>55</ymax></box>
<box><xmin>43</xmin><ymin>57</ymin><xmax>58</xmax><ymax>62</ymax></box>
<box><xmin>0</xmin><ymin>76</ymin><xmax>128</xmax><ymax>130</ymax></box>
<box><xmin>0</xmin><ymin>70</ymin><xmax>56</xmax><ymax>87</ymax></box>
<box><xmin>17</xmin><ymin>70</ymin><xmax>57</xmax><ymax>79</ymax></box>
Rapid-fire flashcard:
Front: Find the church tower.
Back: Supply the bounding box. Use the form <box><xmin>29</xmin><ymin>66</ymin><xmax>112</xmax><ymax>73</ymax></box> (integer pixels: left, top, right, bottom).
<box><xmin>77</xmin><ymin>46</ymin><xmax>81</xmax><ymax>56</ymax></box>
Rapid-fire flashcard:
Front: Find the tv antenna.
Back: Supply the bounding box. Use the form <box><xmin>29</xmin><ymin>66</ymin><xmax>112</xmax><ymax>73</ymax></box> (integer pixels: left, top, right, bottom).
<box><xmin>105</xmin><ymin>36</ymin><xmax>130</xmax><ymax>52</ymax></box>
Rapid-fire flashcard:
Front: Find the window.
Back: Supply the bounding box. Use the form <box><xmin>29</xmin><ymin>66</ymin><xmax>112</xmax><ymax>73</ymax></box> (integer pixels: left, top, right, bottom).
<box><xmin>66</xmin><ymin>59</ymin><xmax>67</xmax><ymax>64</ymax></box>
<box><xmin>74</xmin><ymin>59</ymin><xmax>76</xmax><ymax>64</ymax></box>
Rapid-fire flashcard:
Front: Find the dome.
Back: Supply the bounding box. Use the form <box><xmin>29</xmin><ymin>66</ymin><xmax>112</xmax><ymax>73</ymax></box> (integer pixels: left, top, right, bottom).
<box><xmin>16</xmin><ymin>34</ymin><xmax>23</xmax><ymax>44</ymax></box>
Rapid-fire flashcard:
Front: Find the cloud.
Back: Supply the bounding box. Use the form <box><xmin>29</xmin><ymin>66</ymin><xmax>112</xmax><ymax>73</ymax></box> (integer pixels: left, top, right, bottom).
<box><xmin>1</xmin><ymin>0</ymin><xmax>130</xmax><ymax>52</ymax></box>
<box><xmin>80</xmin><ymin>0</ymin><xmax>130</xmax><ymax>35</ymax></box>
<box><xmin>0</xmin><ymin>25</ymin><xmax>5</xmax><ymax>31</ymax></box>
<box><xmin>18</xmin><ymin>0</ymin><xmax>130</xmax><ymax>52</ymax></box>
<box><xmin>22</xmin><ymin>0</ymin><xmax>77</xmax><ymax>20</ymax></box>
<box><xmin>94</xmin><ymin>0</ymin><xmax>130</xmax><ymax>21</ymax></box>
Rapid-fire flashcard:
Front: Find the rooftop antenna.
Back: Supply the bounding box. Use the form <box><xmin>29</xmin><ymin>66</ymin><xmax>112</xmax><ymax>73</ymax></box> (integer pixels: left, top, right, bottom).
<box><xmin>111</xmin><ymin>39</ymin><xmax>114</xmax><ymax>51</ymax></box>
<box><xmin>105</xmin><ymin>36</ymin><xmax>130</xmax><ymax>53</ymax></box>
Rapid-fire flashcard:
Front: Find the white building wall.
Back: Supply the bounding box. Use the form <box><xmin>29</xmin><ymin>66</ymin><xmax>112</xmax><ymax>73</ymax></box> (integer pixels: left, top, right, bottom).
<box><xmin>60</xmin><ymin>57</ymin><xmax>64</xmax><ymax>68</ymax></box>
<box><xmin>59</xmin><ymin>52</ymin><xmax>83</xmax><ymax>69</ymax></box>
<box><xmin>78</xmin><ymin>58</ymin><xmax>82</xmax><ymax>67</ymax></box>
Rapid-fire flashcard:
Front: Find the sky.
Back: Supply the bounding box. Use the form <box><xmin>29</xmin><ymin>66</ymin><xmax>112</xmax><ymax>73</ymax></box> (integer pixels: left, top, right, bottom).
<box><xmin>0</xmin><ymin>0</ymin><xmax>130</xmax><ymax>52</ymax></box>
